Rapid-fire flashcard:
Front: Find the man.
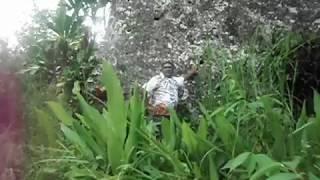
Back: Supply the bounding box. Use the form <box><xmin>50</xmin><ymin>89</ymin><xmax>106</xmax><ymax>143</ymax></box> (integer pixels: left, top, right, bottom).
<box><xmin>143</xmin><ymin>61</ymin><xmax>198</xmax><ymax>117</ymax></box>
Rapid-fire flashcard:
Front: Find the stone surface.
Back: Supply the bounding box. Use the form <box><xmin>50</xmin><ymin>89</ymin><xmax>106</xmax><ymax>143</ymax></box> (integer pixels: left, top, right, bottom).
<box><xmin>100</xmin><ymin>0</ymin><xmax>320</xmax><ymax>86</ymax></box>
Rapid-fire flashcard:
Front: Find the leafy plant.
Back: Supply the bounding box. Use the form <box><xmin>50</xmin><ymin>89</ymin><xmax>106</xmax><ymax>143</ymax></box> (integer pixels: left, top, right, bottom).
<box><xmin>20</xmin><ymin>0</ymin><xmax>108</xmax><ymax>109</ymax></box>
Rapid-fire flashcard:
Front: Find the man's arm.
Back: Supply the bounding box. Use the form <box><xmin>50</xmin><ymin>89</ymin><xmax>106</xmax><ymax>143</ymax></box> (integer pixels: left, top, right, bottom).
<box><xmin>183</xmin><ymin>65</ymin><xmax>198</xmax><ymax>80</ymax></box>
<box><xmin>142</xmin><ymin>75</ymin><xmax>161</xmax><ymax>93</ymax></box>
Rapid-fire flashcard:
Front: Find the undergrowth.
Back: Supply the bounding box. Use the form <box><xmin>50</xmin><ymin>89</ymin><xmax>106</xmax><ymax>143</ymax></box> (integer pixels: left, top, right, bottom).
<box><xmin>27</xmin><ymin>29</ymin><xmax>320</xmax><ymax>180</ymax></box>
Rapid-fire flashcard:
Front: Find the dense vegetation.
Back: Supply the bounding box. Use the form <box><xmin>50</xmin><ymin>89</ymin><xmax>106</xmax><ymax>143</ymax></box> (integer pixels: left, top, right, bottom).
<box><xmin>1</xmin><ymin>0</ymin><xmax>320</xmax><ymax>180</ymax></box>
<box><xmin>26</xmin><ymin>30</ymin><xmax>320</xmax><ymax>180</ymax></box>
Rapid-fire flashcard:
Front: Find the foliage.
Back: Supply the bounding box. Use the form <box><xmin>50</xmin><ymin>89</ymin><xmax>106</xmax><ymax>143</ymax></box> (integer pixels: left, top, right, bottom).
<box><xmin>21</xmin><ymin>1</ymin><xmax>110</xmax><ymax>179</ymax></box>
<box><xmin>37</xmin><ymin>40</ymin><xmax>320</xmax><ymax>179</ymax></box>
<box><xmin>17</xmin><ymin>2</ymin><xmax>319</xmax><ymax>178</ymax></box>
<box><xmin>19</xmin><ymin>0</ymin><xmax>109</xmax><ymax>107</ymax></box>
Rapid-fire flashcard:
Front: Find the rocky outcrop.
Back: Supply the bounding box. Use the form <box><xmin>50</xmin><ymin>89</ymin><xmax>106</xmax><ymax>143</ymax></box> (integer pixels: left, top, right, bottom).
<box><xmin>100</xmin><ymin>0</ymin><xmax>320</xmax><ymax>85</ymax></box>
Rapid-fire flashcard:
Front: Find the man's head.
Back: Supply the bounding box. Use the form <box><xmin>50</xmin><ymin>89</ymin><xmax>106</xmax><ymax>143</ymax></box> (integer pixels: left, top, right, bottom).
<box><xmin>161</xmin><ymin>61</ymin><xmax>175</xmax><ymax>77</ymax></box>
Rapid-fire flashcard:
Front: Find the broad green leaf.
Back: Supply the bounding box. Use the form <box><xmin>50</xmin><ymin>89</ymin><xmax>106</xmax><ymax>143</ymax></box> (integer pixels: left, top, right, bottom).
<box><xmin>101</xmin><ymin>62</ymin><xmax>127</xmax><ymax>136</ymax></box>
<box><xmin>197</xmin><ymin>117</ymin><xmax>208</xmax><ymax>139</ymax></box>
<box><xmin>161</xmin><ymin>119</ymin><xmax>175</xmax><ymax>150</ymax></box>
<box><xmin>101</xmin><ymin>62</ymin><xmax>127</xmax><ymax>172</ymax></box>
<box><xmin>61</xmin><ymin>123</ymin><xmax>93</xmax><ymax>159</ymax></box>
<box><xmin>213</xmin><ymin>113</ymin><xmax>236</xmax><ymax>152</ymax></box>
<box><xmin>250</xmin><ymin>162</ymin><xmax>284</xmax><ymax>180</ymax></box>
<box><xmin>76</xmin><ymin>93</ymin><xmax>108</xmax><ymax>142</ymax></box>
<box><xmin>208</xmin><ymin>154</ymin><xmax>219</xmax><ymax>180</ymax></box>
<box><xmin>267</xmin><ymin>173</ymin><xmax>301</xmax><ymax>180</ymax></box>
<box><xmin>138</xmin><ymin>126</ymin><xmax>185</xmax><ymax>175</ymax></box>
<box><xmin>283</xmin><ymin>156</ymin><xmax>301</xmax><ymax>170</ymax></box>
<box><xmin>169</xmin><ymin>108</ymin><xmax>181</xmax><ymax>126</ymax></box>
<box><xmin>73</xmin><ymin>121</ymin><xmax>105</xmax><ymax>159</ymax></box>
<box><xmin>54</xmin><ymin>4</ymin><xmax>68</xmax><ymax>36</ymax></box>
<box><xmin>125</xmin><ymin>86</ymin><xmax>144</xmax><ymax>158</ymax></box>
<box><xmin>254</xmin><ymin>154</ymin><xmax>275</xmax><ymax>170</ymax></box>
<box><xmin>168</xmin><ymin>108</ymin><xmax>181</xmax><ymax>148</ymax></box>
<box><xmin>246</xmin><ymin>156</ymin><xmax>257</xmax><ymax>176</ymax></box>
<box><xmin>47</xmin><ymin>101</ymin><xmax>74</xmax><ymax>126</ymax></box>
<box><xmin>222</xmin><ymin>152</ymin><xmax>251</xmax><ymax>171</ymax></box>
<box><xmin>181</xmin><ymin>122</ymin><xmax>198</xmax><ymax>154</ymax></box>
<box><xmin>35</xmin><ymin>109</ymin><xmax>57</xmax><ymax>147</ymax></box>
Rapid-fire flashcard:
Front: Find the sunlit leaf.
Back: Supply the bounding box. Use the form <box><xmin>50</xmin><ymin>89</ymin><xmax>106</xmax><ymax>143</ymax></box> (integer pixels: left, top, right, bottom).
<box><xmin>222</xmin><ymin>152</ymin><xmax>251</xmax><ymax>171</ymax></box>
<box><xmin>47</xmin><ymin>101</ymin><xmax>74</xmax><ymax>126</ymax></box>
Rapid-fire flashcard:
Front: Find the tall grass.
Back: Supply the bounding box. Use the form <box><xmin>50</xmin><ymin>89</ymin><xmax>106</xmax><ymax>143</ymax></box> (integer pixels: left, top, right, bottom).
<box><xmin>31</xmin><ymin>30</ymin><xmax>320</xmax><ymax>179</ymax></box>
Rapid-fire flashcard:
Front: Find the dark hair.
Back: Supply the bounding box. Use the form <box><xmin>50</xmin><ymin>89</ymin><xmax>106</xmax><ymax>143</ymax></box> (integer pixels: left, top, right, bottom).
<box><xmin>161</xmin><ymin>61</ymin><xmax>175</xmax><ymax>69</ymax></box>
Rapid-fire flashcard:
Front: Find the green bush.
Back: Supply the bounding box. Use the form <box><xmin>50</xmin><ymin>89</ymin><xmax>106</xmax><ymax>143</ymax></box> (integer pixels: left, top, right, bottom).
<box><xmin>20</xmin><ymin>0</ymin><xmax>108</xmax><ymax>108</ymax></box>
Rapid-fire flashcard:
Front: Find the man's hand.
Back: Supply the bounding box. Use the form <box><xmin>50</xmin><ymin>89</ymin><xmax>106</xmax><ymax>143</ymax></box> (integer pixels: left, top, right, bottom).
<box><xmin>190</xmin><ymin>65</ymin><xmax>198</xmax><ymax>76</ymax></box>
<box><xmin>184</xmin><ymin>65</ymin><xmax>198</xmax><ymax>80</ymax></box>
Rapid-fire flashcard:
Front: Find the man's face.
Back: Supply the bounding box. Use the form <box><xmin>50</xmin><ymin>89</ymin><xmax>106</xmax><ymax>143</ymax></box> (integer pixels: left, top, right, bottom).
<box><xmin>161</xmin><ymin>63</ymin><xmax>174</xmax><ymax>78</ymax></box>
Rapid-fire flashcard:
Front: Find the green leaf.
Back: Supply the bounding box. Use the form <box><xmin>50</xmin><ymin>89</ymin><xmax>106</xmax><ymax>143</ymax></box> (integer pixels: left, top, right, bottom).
<box><xmin>213</xmin><ymin>113</ymin><xmax>236</xmax><ymax>152</ymax></box>
<box><xmin>101</xmin><ymin>62</ymin><xmax>128</xmax><ymax>173</ymax></box>
<box><xmin>125</xmin><ymin>85</ymin><xmax>145</xmax><ymax>158</ymax></box>
<box><xmin>169</xmin><ymin>108</ymin><xmax>182</xmax><ymax>126</ymax></box>
<box><xmin>197</xmin><ymin>117</ymin><xmax>208</xmax><ymax>139</ymax></box>
<box><xmin>161</xmin><ymin>119</ymin><xmax>175</xmax><ymax>150</ymax></box>
<box><xmin>292</xmin><ymin>121</ymin><xmax>315</xmax><ymax>135</ymax></box>
<box><xmin>76</xmin><ymin>93</ymin><xmax>108</xmax><ymax>142</ymax></box>
<box><xmin>313</xmin><ymin>90</ymin><xmax>320</xmax><ymax>119</ymax></box>
<box><xmin>296</xmin><ymin>102</ymin><xmax>308</xmax><ymax>129</ymax></box>
<box><xmin>222</xmin><ymin>152</ymin><xmax>251</xmax><ymax>171</ymax></box>
<box><xmin>65</xmin><ymin>166</ymin><xmax>97</xmax><ymax>179</ymax></box>
<box><xmin>181</xmin><ymin>122</ymin><xmax>198</xmax><ymax>155</ymax></box>
<box><xmin>266</xmin><ymin>109</ymin><xmax>286</xmax><ymax>160</ymax></box>
<box><xmin>309</xmin><ymin>172</ymin><xmax>320</xmax><ymax>180</ymax></box>
<box><xmin>283</xmin><ymin>156</ymin><xmax>301</xmax><ymax>170</ymax></box>
<box><xmin>198</xmin><ymin>102</ymin><xmax>212</xmax><ymax>121</ymax></box>
<box><xmin>61</xmin><ymin>123</ymin><xmax>93</xmax><ymax>159</ymax></box>
<box><xmin>208</xmin><ymin>154</ymin><xmax>219</xmax><ymax>180</ymax></box>
<box><xmin>266</xmin><ymin>173</ymin><xmax>301</xmax><ymax>180</ymax></box>
<box><xmin>254</xmin><ymin>154</ymin><xmax>275</xmax><ymax>170</ymax></box>
<box><xmin>250</xmin><ymin>162</ymin><xmax>284</xmax><ymax>180</ymax></box>
<box><xmin>101</xmin><ymin>62</ymin><xmax>127</xmax><ymax>136</ymax></box>
<box><xmin>73</xmin><ymin>121</ymin><xmax>105</xmax><ymax>159</ymax></box>
<box><xmin>35</xmin><ymin>109</ymin><xmax>57</xmax><ymax>147</ymax></box>
<box><xmin>47</xmin><ymin>101</ymin><xmax>74</xmax><ymax>126</ymax></box>
<box><xmin>246</xmin><ymin>156</ymin><xmax>257</xmax><ymax>176</ymax></box>
<box><xmin>54</xmin><ymin>4</ymin><xmax>68</xmax><ymax>36</ymax></box>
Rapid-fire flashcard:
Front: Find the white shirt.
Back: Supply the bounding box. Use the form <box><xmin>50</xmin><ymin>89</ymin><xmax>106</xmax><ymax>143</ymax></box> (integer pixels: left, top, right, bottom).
<box><xmin>143</xmin><ymin>73</ymin><xmax>185</xmax><ymax>107</ymax></box>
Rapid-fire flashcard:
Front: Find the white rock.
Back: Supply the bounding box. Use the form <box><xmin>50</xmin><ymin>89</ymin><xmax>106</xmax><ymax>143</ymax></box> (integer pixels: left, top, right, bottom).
<box><xmin>314</xmin><ymin>18</ymin><xmax>320</xmax><ymax>24</ymax></box>
<box><xmin>288</xmin><ymin>7</ymin><xmax>298</xmax><ymax>14</ymax></box>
